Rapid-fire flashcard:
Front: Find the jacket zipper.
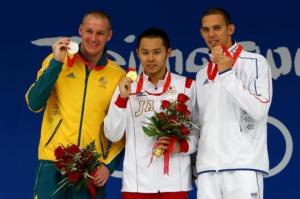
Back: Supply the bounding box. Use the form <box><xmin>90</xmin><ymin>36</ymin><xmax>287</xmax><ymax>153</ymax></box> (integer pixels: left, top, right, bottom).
<box><xmin>44</xmin><ymin>119</ymin><xmax>62</xmax><ymax>147</ymax></box>
<box><xmin>77</xmin><ymin>67</ymin><xmax>90</xmax><ymax>146</ymax></box>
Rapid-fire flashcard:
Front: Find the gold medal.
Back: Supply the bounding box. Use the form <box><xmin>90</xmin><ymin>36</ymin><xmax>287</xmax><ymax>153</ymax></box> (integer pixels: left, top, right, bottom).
<box><xmin>126</xmin><ymin>71</ymin><xmax>138</xmax><ymax>81</ymax></box>
<box><xmin>153</xmin><ymin>148</ymin><xmax>163</xmax><ymax>157</ymax></box>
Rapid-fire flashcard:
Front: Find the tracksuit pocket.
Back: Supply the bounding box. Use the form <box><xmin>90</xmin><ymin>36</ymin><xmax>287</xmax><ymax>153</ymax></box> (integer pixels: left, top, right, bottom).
<box><xmin>44</xmin><ymin>119</ymin><xmax>62</xmax><ymax>147</ymax></box>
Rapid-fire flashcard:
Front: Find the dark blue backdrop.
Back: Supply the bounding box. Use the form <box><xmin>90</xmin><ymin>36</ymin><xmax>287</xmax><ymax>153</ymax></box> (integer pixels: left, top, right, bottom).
<box><xmin>0</xmin><ymin>0</ymin><xmax>298</xmax><ymax>198</ymax></box>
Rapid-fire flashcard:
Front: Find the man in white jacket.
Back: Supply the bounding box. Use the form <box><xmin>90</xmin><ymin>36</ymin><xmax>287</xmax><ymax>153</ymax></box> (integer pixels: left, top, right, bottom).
<box><xmin>195</xmin><ymin>8</ymin><xmax>273</xmax><ymax>199</ymax></box>
<box><xmin>104</xmin><ymin>28</ymin><xmax>198</xmax><ymax>199</ymax></box>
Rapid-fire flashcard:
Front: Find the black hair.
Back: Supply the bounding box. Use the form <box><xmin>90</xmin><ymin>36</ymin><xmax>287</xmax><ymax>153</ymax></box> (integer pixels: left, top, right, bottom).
<box><xmin>136</xmin><ymin>28</ymin><xmax>170</xmax><ymax>49</ymax></box>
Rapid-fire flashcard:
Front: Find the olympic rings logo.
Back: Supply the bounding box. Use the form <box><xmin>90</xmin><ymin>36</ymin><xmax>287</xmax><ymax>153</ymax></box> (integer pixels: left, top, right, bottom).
<box><xmin>266</xmin><ymin>116</ymin><xmax>293</xmax><ymax>177</ymax></box>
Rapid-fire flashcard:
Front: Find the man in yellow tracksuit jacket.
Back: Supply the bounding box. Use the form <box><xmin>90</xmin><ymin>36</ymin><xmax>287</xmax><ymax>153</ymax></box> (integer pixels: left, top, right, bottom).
<box><xmin>25</xmin><ymin>10</ymin><xmax>125</xmax><ymax>199</ymax></box>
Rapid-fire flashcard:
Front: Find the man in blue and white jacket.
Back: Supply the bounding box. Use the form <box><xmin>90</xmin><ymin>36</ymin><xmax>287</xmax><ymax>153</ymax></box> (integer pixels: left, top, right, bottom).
<box><xmin>195</xmin><ymin>8</ymin><xmax>273</xmax><ymax>199</ymax></box>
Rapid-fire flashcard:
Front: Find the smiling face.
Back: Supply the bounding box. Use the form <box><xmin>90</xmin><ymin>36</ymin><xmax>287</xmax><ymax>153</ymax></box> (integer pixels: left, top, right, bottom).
<box><xmin>137</xmin><ymin>37</ymin><xmax>171</xmax><ymax>82</ymax></box>
<box><xmin>200</xmin><ymin>14</ymin><xmax>235</xmax><ymax>50</ymax></box>
<box><xmin>79</xmin><ymin>14</ymin><xmax>112</xmax><ymax>62</ymax></box>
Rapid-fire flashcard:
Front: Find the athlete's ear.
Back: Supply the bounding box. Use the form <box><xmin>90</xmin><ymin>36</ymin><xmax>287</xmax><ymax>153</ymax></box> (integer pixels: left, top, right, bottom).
<box><xmin>136</xmin><ymin>48</ymin><xmax>140</xmax><ymax>59</ymax></box>
<box><xmin>166</xmin><ymin>48</ymin><xmax>172</xmax><ymax>57</ymax></box>
<box><xmin>228</xmin><ymin>24</ymin><xmax>235</xmax><ymax>36</ymax></box>
<box><xmin>106</xmin><ymin>30</ymin><xmax>112</xmax><ymax>42</ymax></box>
<box><xmin>79</xmin><ymin>24</ymin><xmax>83</xmax><ymax>37</ymax></box>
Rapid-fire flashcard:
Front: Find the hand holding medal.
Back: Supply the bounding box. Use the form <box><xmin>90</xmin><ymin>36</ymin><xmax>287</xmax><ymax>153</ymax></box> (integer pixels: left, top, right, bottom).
<box><xmin>119</xmin><ymin>70</ymin><xmax>137</xmax><ymax>98</ymax></box>
<box><xmin>207</xmin><ymin>45</ymin><xmax>243</xmax><ymax>80</ymax></box>
<box><xmin>211</xmin><ymin>45</ymin><xmax>223</xmax><ymax>56</ymax></box>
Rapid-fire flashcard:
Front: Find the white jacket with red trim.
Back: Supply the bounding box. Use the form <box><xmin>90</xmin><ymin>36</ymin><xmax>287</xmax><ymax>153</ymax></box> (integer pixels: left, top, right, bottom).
<box><xmin>104</xmin><ymin>72</ymin><xmax>198</xmax><ymax>193</ymax></box>
<box><xmin>195</xmin><ymin>43</ymin><xmax>273</xmax><ymax>175</ymax></box>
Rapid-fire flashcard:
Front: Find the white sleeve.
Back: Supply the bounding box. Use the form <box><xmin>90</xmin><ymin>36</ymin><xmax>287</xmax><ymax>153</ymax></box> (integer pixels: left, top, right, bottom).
<box><xmin>104</xmin><ymin>87</ymin><xmax>128</xmax><ymax>142</ymax></box>
<box><xmin>218</xmin><ymin>55</ymin><xmax>273</xmax><ymax>121</ymax></box>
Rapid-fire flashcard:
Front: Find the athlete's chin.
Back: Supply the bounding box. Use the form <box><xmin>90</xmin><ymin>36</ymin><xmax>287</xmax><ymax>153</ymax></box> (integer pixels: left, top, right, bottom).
<box><xmin>81</xmin><ymin>45</ymin><xmax>101</xmax><ymax>54</ymax></box>
<box><xmin>84</xmin><ymin>48</ymin><xmax>102</xmax><ymax>57</ymax></box>
<box><xmin>206</xmin><ymin>42</ymin><xmax>221</xmax><ymax>50</ymax></box>
<box><xmin>88</xmin><ymin>47</ymin><xmax>101</xmax><ymax>53</ymax></box>
<box><xmin>144</xmin><ymin>69</ymin><xmax>158</xmax><ymax>76</ymax></box>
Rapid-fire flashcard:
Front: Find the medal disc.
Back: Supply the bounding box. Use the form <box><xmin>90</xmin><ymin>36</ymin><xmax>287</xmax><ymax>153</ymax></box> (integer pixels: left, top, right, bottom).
<box><xmin>67</xmin><ymin>41</ymin><xmax>79</xmax><ymax>54</ymax></box>
<box><xmin>126</xmin><ymin>71</ymin><xmax>138</xmax><ymax>81</ymax></box>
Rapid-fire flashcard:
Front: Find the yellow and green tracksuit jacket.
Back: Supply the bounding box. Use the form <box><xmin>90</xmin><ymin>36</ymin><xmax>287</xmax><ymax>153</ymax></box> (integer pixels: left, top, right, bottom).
<box><xmin>25</xmin><ymin>50</ymin><xmax>125</xmax><ymax>173</ymax></box>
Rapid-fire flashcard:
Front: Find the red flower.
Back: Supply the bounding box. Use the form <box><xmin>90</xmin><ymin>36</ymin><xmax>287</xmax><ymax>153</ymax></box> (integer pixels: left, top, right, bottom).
<box><xmin>185</xmin><ymin>109</ymin><xmax>191</xmax><ymax>117</ymax></box>
<box><xmin>177</xmin><ymin>93</ymin><xmax>190</xmax><ymax>104</ymax></box>
<box><xmin>168</xmin><ymin>115</ymin><xmax>177</xmax><ymax>124</ymax></box>
<box><xmin>176</xmin><ymin>103</ymin><xmax>187</xmax><ymax>114</ymax></box>
<box><xmin>180</xmin><ymin>126</ymin><xmax>190</xmax><ymax>135</ymax></box>
<box><xmin>55</xmin><ymin>161</ymin><xmax>64</xmax><ymax>169</ymax></box>
<box><xmin>81</xmin><ymin>150</ymin><xmax>93</xmax><ymax>165</ymax></box>
<box><xmin>157</xmin><ymin>112</ymin><xmax>165</xmax><ymax>119</ymax></box>
<box><xmin>64</xmin><ymin>156</ymin><xmax>73</xmax><ymax>164</ymax></box>
<box><xmin>65</xmin><ymin>144</ymin><xmax>80</xmax><ymax>154</ymax></box>
<box><xmin>67</xmin><ymin>171</ymin><xmax>82</xmax><ymax>183</ymax></box>
<box><xmin>54</xmin><ymin>146</ymin><xmax>65</xmax><ymax>159</ymax></box>
<box><xmin>161</xmin><ymin>100</ymin><xmax>171</xmax><ymax>109</ymax></box>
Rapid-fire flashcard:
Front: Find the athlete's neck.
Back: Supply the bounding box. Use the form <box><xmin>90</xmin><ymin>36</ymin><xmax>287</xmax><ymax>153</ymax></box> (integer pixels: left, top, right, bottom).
<box><xmin>80</xmin><ymin>48</ymin><xmax>103</xmax><ymax>65</ymax></box>
<box><xmin>147</xmin><ymin>68</ymin><xmax>167</xmax><ymax>86</ymax></box>
<box><xmin>224</xmin><ymin>40</ymin><xmax>234</xmax><ymax>49</ymax></box>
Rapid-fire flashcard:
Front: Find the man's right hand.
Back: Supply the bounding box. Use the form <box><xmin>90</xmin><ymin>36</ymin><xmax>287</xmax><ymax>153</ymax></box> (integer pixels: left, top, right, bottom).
<box><xmin>52</xmin><ymin>38</ymin><xmax>70</xmax><ymax>62</ymax></box>
<box><xmin>155</xmin><ymin>136</ymin><xmax>181</xmax><ymax>154</ymax></box>
<box><xmin>119</xmin><ymin>77</ymin><xmax>133</xmax><ymax>98</ymax></box>
<box><xmin>211</xmin><ymin>45</ymin><xmax>223</xmax><ymax>56</ymax></box>
<box><xmin>211</xmin><ymin>45</ymin><xmax>233</xmax><ymax>73</ymax></box>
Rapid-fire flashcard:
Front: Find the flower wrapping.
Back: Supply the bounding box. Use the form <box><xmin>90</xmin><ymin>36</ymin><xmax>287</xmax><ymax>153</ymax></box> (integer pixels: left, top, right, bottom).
<box><xmin>52</xmin><ymin>141</ymin><xmax>101</xmax><ymax>199</ymax></box>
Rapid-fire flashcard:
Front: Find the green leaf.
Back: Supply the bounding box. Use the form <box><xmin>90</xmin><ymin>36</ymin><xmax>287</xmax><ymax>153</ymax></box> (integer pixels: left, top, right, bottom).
<box><xmin>74</xmin><ymin>179</ymin><xmax>84</xmax><ymax>191</ymax></box>
<box><xmin>170</xmin><ymin>128</ymin><xmax>181</xmax><ymax>135</ymax></box>
<box><xmin>143</xmin><ymin>126</ymin><xmax>159</xmax><ymax>137</ymax></box>
<box><xmin>86</xmin><ymin>140</ymin><xmax>96</xmax><ymax>152</ymax></box>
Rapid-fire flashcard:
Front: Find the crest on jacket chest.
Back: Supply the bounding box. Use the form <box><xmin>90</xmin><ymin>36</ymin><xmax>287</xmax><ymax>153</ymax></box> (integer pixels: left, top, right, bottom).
<box><xmin>165</xmin><ymin>86</ymin><xmax>177</xmax><ymax>96</ymax></box>
<box><xmin>98</xmin><ymin>76</ymin><xmax>107</xmax><ymax>88</ymax></box>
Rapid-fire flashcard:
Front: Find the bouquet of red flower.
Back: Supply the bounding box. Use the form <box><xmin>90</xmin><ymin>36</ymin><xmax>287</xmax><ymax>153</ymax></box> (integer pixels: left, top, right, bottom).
<box><xmin>142</xmin><ymin>93</ymin><xmax>194</xmax><ymax>174</ymax></box>
<box><xmin>52</xmin><ymin>141</ymin><xmax>101</xmax><ymax>199</ymax></box>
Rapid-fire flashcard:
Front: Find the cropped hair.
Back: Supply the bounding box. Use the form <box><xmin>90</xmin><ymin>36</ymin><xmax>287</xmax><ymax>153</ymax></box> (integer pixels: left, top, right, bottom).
<box><xmin>136</xmin><ymin>28</ymin><xmax>170</xmax><ymax>50</ymax></box>
<box><xmin>200</xmin><ymin>8</ymin><xmax>232</xmax><ymax>26</ymax></box>
<box><xmin>82</xmin><ymin>10</ymin><xmax>112</xmax><ymax>29</ymax></box>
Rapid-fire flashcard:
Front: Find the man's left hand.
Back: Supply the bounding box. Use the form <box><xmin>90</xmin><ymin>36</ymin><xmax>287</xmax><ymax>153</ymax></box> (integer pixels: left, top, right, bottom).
<box><xmin>92</xmin><ymin>164</ymin><xmax>110</xmax><ymax>187</ymax></box>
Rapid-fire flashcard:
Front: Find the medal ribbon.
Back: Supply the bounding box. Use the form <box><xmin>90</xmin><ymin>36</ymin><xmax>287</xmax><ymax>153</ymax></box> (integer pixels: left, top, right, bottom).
<box><xmin>207</xmin><ymin>45</ymin><xmax>243</xmax><ymax>80</ymax></box>
<box><xmin>131</xmin><ymin>72</ymin><xmax>172</xmax><ymax>96</ymax></box>
<box><xmin>163</xmin><ymin>136</ymin><xmax>177</xmax><ymax>175</ymax></box>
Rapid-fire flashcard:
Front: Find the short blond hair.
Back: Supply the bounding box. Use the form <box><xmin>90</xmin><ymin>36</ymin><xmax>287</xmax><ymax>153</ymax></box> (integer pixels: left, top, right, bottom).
<box><xmin>82</xmin><ymin>10</ymin><xmax>112</xmax><ymax>29</ymax></box>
